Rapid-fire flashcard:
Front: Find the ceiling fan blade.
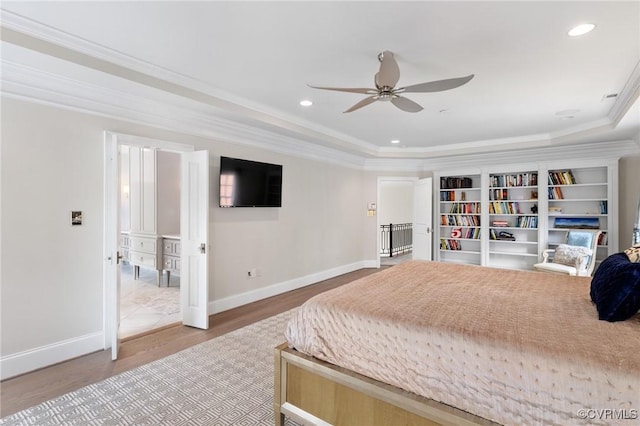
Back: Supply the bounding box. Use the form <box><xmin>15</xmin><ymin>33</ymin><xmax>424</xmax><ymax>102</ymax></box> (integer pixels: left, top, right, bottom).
<box><xmin>377</xmin><ymin>50</ymin><xmax>400</xmax><ymax>88</ymax></box>
<box><xmin>344</xmin><ymin>96</ymin><xmax>377</xmax><ymax>113</ymax></box>
<box><xmin>400</xmin><ymin>74</ymin><xmax>475</xmax><ymax>93</ymax></box>
<box><xmin>308</xmin><ymin>85</ymin><xmax>376</xmax><ymax>94</ymax></box>
<box><xmin>390</xmin><ymin>96</ymin><xmax>423</xmax><ymax>113</ymax></box>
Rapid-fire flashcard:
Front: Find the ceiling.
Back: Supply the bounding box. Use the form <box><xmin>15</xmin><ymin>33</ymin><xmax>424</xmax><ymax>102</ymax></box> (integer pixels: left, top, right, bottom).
<box><xmin>1</xmin><ymin>1</ymin><xmax>639</xmax><ymax>160</ymax></box>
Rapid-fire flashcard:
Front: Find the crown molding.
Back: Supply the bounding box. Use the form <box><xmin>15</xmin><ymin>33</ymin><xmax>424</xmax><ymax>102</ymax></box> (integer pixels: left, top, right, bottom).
<box><xmin>1</xmin><ymin>58</ymin><xmax>366</xmax><ymax>169</ymax></box>
<box><xmin>2</xmin><ymin>11</ymin><xmax>638</xmax><ymax>171</ymax></box>
<box><xmin>0</xmin><ymin>10</ymin><xmax>380</xmax><ymax>157</ymax></box>
<box><xmin>609</xmin><ymin>60</ymin><xmax>640</xmax><ymax>126</ymax></box>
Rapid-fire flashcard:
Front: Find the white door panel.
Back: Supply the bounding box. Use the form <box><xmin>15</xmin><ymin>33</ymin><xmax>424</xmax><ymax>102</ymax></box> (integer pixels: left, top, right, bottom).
<box><xmin>413</xmin><ymin>178</ymin><xmax>433</xmax><ymax>261</ymax></box>
<box><xmin>180</xmin><ymin>151</ymin><xmax>209</xmax><ymax>329</ymax></box>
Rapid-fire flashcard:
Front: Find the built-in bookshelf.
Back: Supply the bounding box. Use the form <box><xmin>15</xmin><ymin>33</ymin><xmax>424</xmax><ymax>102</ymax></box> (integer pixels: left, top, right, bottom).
<box><xmin>487</xmin><ymin>170</ymin><xmax>539</xmax><ymax>270</ymax></box>
<box><xmin>434</xmin><ymin>161</ymin><xmax>617</xmax><ymax>272</ymax></box>
<box><xmin>546</xmin><ymin>166</ymin><xmax>611</xmax><ymax>267</ymax></box>
<box><xmin>438</xmin><ymin>174</ymin><xmax>482</xmax><ymax>265</ymax></box>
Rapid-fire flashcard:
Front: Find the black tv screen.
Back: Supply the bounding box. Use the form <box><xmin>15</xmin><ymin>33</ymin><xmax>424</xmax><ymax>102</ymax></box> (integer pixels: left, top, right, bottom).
<box><xmin>219</xmin><ymin>156</ymin><xmax>283</xmax><ymax>207</ymax></box>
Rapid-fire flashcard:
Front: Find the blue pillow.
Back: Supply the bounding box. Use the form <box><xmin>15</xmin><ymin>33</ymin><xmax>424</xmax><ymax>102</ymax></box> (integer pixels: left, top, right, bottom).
<box><xmin>590</xmin><ymin>253</ymin><xmax>640</xmax><ymax>321</ymax></box>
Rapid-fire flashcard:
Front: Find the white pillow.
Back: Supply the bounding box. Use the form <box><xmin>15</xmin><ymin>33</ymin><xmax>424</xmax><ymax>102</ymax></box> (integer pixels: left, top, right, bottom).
<box><xmin>554</xmin><ymin>244</ymin><xmax>592</xmax><ymax>268</ymax></box>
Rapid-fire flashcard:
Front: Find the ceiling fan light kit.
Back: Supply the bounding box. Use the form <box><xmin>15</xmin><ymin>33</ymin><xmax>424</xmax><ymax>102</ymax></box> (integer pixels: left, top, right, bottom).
<box><xmin>309</xmin><ymin>50</ymin><xmax>474</xmax><ymax>113</ymax></box>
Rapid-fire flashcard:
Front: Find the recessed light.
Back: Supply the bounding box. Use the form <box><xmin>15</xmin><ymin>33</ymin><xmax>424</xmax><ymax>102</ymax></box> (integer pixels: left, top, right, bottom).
<box><xmin>299</xmin><ymin>100</ymin><xmax>313</xmax><ymax>107</ymax></box>
<box><xmin>390</xmin><ymin>140</ymin><xmax>400</xmax><ymax>144</ymax></box>
<box><xmin>568</xmin><ymin>23</ymin><xmax>595</xmax><ymax>37</ymax></box>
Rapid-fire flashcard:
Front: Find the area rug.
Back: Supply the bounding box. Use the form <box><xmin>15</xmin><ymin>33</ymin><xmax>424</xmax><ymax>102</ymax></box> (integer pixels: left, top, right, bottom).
<box><xmin>1</xmin><ymin>310</ymin><xmax>300</xmax><ymax>425</ymax></box>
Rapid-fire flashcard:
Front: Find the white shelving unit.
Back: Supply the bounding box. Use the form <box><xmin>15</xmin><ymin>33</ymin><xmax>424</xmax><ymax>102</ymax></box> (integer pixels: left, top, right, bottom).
<box><xmin>545</xmin><ymin>166</ymin><xmax>612</xmax><ymax>267</ymax></box>
<box><xmin>438</xmin><ymin>175</ymin><xmax>482</xmax><ymax>265</ymax></box>
<box><xmin>434</xmin><ymin>160</ymin><xmax>618</xmax><ymax>272</ymax></box>
<box><xmin>487</xmin><ymin>170</ymin><xmax>539</xmax><ymax>270</ymax></box>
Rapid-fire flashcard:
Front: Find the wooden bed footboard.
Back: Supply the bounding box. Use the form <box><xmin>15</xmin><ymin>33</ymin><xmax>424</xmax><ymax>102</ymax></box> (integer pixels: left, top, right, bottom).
<box><xmin>274</xmin><ymin>343</ymin><xmax>497</xmax><ymax>426</ymax></box>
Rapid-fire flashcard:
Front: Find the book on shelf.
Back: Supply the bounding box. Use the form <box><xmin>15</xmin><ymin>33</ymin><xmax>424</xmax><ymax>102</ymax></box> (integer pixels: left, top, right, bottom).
<box><xmin>449</xmin><ymin>202</ymin><xmax>481</xmax><ymax>214</ymax></box>
<box><xmin>548</xmin><ymin>186</ymin><xmax>564</xmax><ymax>199</ymax></box>
<box><xmin>441</xmin><ymin>214</ymin><xmax>481</xmax><ymax>227</ymax></box>
<box><xmin>548</xmin><ymin>170</ymin><xmax>576</xmax><ymax>185</ymax></box>
<box><xmin>490</xmin><ymin>172</ymin><xmax>538</xmax><ymax>188</ymax></box>
<box><xmin>489</xmin><ymin>201</ymin><xmax>522</xmax><ymax>215</ymax></box>
<box><xmin>598</xmin><ymin>232</ymin><xmax>608</xmax><ymax>246</ymax></box>
<box><xmin>516</xmin><ymin>216</ymin><xmax>538</xmax><ymax>228</ymax></box>
<box><xmin>548</xmin><ymin>206</ymin><xmax>563</xmax><ymax>214</ymax></box>
<box><xmin>600</xmin><ymin>200</ymin><xmax>608</xmax><ymax>214</ymax></box>
<box><xmin>440</xmin><ymin>238</ymin><xmax>462</xmax><ymax>251</ymax></box>
<box><xmin>492</xmin><ymin>220</ymin><xmax>509</xmax><ymax>227</ymax></box>
<box><xmin>440</xmin><ymin>176</ymin><xmax>473</xmax><ymax>189</ymax></box>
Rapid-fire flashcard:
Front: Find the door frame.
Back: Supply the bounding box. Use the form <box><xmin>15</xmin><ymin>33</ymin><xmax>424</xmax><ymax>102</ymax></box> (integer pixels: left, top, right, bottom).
<box><xmin>376</xmin><ymin>176</ymin><xmax>419</xmax><ymax>268</ymax></box>
<box><xmin>103</xmin><ymin>131</ymin><xmax>198</xmax><ymax>355</ymax></box>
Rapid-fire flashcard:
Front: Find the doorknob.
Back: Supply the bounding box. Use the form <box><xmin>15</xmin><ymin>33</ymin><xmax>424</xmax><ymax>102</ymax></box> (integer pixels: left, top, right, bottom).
<box><xmin>199</xmin><ymin>243</ymin><xmax>206</xmax><ymax>254</ymax></box>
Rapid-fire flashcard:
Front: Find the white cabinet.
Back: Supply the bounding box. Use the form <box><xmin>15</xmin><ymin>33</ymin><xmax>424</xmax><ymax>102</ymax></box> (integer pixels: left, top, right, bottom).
<box><xmin>161</xmin><ymin>236</ymin><xmax>180</xmax><ymax>286</ymax></box>
<box><xmin>129</xmin><ymin>146</ymin><xmax>157</xmax><ymax>235</ymax></box>
<box><xmin>435</xmin><ymin>160</ymin><xmax>618</xmax><ymax>272</ymax></box>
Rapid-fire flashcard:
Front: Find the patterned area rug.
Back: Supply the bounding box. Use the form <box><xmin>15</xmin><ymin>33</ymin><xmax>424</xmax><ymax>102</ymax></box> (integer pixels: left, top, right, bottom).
<box><xmin>1</xmin><ymin>311</ymin><xmax>300</xmax><ymax>425</ymax></box>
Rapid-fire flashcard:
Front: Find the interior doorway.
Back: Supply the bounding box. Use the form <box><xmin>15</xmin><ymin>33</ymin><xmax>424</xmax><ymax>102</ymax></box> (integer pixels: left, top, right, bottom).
<box><xmin>377</xmin><ymin>177</ymin><xmax>417</xmax><ymax>267</ymax></box>
<box><xmin>118</xmin><ymin>146</ymin><xmax>181</xmax><ymax>339</ymax></box>
<box><xmin>104</xmin><ymin>132</ymin><xmax>210</xmax><ymax>360</ymax></box>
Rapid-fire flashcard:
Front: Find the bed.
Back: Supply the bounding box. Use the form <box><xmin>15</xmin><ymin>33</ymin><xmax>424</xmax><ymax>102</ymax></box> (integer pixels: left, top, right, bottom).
<box><xmin>275</xmin><ymin>260</ymin><xmax>640</xmax><ymax>426</ymax></box>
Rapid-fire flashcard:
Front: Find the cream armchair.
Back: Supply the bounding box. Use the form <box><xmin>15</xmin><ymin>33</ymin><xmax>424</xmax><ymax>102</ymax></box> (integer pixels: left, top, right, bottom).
<box><xmin>533</xmin><ymin>230</ymin><xmax>601</xmax><ymax>277</ymax></box>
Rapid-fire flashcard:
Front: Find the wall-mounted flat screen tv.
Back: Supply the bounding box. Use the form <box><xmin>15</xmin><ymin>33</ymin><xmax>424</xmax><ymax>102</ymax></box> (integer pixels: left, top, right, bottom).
<box><xmin>219</xmin><ymin>156</ymin><xmax>283</xmax><ymax>207</ymax></box>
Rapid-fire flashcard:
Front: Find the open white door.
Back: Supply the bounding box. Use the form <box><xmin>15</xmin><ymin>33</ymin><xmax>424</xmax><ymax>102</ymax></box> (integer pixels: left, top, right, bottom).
<box><xmin>180</xmin><ymin>151</ymin><xmax>210</xmax><ymax>329</ymax></box>
<box><xmin>413</xmin><ymin>177</ymin><xmax>433</xmax><ymax>261</ymax></box>
<box><xmin>104</xmin><ymin>134</ymin><xmax>122</xmax><ymax>360</ymax></box>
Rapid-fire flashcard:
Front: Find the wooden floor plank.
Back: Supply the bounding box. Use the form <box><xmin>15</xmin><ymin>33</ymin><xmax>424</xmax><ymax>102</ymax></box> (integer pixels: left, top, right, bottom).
<box><xmin>0</xmin><ymin>267</ymin><xmax>384</xmax><ymax>417</ymax></box>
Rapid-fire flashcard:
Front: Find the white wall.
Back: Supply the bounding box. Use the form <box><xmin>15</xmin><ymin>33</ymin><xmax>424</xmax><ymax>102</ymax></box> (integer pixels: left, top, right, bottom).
<box><xmin>620</xmin><ymin>154</ymin><xmax>640</xmax><ymax>248</ymax></box>
<box><xmin>0</xmin><ymin>97</ymin><xmax>374</xmax><ymax>377</ymax></box>
<box><xmin>379</xmin><ymin>181</ymin><xmax>414</xmax><ymax>226</ymax></box>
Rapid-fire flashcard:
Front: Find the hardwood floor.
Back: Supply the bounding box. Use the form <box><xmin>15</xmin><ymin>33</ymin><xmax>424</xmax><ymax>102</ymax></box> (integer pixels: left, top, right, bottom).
<box><xmin>0</xmin><ymin>267</ymin><xmax>385</xmax><ymax>417</ymax></box>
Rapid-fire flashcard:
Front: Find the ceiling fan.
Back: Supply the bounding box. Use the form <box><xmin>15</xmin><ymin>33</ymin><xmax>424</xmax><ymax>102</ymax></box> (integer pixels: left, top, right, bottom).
<box><xmin>309</xmin><ymin>50</ymin><xmax>474</xmax><ymax>113</ymax></box>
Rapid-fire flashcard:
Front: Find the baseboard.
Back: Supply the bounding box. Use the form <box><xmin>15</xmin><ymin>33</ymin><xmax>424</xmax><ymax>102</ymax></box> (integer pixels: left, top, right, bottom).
<box><xmin>209</xmin><ymin>260</ymin><xmax>378</xmax><ymax>314</ymax></box>
<box><xmin>0</xmin><ymin>331</ymin><xmax>104</xmax><ymax>380</ymax></box>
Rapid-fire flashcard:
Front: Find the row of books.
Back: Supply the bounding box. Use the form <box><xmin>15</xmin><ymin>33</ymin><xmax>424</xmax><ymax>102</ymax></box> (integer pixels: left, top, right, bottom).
<box><xmin>599</xmin><ymin>201</ymin><xmax>608</xmax><ymax>214</ymax></box>
<box><xmin>440</xmin><ymin>239</ymin><xmax>462</xmax><ymax>251</ymax></box>
<box><xmin>450</xmin><ymin>227</ymin><xmax>481</xmax><ymax>239</ymax></box>
<box><xmin>489</xmin><ymin>201</ymin><xmax>522</xmax><ymax>215</ymax></box>
<box><xmin>448</xmin><ymin>202</ymin><xmax>481</xmax><ymax>214</ymax></box>
<box><xmin>548</xmin><ymin>186</ymin><xmax>565</xmax><ymax>200</ymax></box>
<box><xmin>440</xmin><ymin>176</ymin><xmax>474</xmax><ymax>189</ymax></box>
<box><xmin>440</xmin><ymin>214</ymin><xmax>481</xmax><ymax>226</ymax></box>
<box><xmin>515</xmin><ymin>216</ymin><xmax>538</xmax><ymax>228</ymax></box>
<box><xmin>489</xmin><ymin>172</ymin><xmax>538</xmax><ymax>188</ymax></box>
<box><xmin>548</xmin><ymin>170</ymin><xmax>576</xmax><ymax>185</ymax></box>
<box><xmin>489</xmin><ymin>188</ymin><xmax>510</xmax><ymax>201</ymax></box>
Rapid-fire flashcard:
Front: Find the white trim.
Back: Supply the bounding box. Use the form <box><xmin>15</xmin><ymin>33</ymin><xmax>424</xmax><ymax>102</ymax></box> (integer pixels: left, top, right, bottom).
<box><xmin>0</xmin><ymin>332</ymin><xmax>104</xmax><ymax>380</ymax></box>
<box><xmin>609</xmin><ymin>60</ymin><xmax>640</xmax><ymax>126</ymax></box>
<box><xmin>1</xmin><ymin>16</ymin><xmax>638</xmax><ymax>164</ymax></box>
<box><xmin>208</xmin><ymin>261</ymin><xmax>377</xmax><ymax>314</ymax></box>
